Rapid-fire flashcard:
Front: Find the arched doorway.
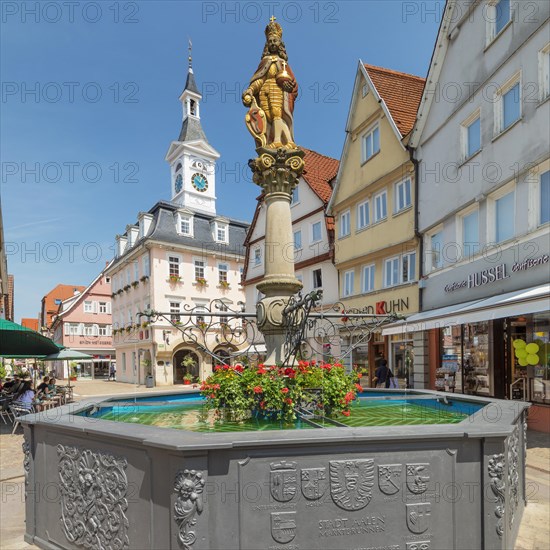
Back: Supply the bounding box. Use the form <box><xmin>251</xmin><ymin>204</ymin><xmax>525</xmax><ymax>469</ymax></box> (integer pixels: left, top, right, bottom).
<box><xmin>172</xmin><ymin>349</ymin><xmax>199</xmax><ymax>384</ymax></box>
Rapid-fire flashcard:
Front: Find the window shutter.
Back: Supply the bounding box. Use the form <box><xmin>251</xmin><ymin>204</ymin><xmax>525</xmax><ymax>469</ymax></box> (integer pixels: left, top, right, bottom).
<box><xmin>64</xmin><ymin>323</ymin><xmax>70</xmax><ymax>336</ymax></box>
<box><xmin>107</xmin><ymin>325</ymin><xmax>112</xmax><ymax>336</ymax></box>
<box><xmin>78</xmin><ymin>323</ymin><xmax>85</xmax><ymax>336</ymax></box>
<box><xmin>107</xmin><ymin>302</ymin><xmax>112</xmax><ymax>314</ymax></box>
<box><xmin>93</xmin><ymin>324</ymin><xmax>99</xmax><ymax>336</ymax></box>
<box><xmin>93</xmin><ymin>301</ymin><xmax>99</xmax><ymax>314</ymax></box>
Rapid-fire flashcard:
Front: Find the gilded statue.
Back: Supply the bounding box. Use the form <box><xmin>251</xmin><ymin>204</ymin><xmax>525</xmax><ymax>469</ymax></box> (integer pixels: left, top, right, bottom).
<box><xmin>243</xmin><ymin>17</ymin><xmax>298</xmax><ymax>150</ymax></box>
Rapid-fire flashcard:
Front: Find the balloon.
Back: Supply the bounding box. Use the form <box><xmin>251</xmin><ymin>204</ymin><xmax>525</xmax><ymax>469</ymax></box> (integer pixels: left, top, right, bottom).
<box><xmin>513</xmin><ymin>339</ymin><xmax>526</xmax><ymax>349</ymax></box>
<box><xmin>518</xmin><ymin>358</ymin><xmax>528</xmax><ymax>367</ymax></box>
<box><xmin>526</xmin><ymin>354</ymin><xmax>539</xmax><ymax>366</ymax></box>
<box><xmin>515</xmin><ymin>349</ymin><xmax>527</xmax><ymax>359</ymax></box>
<box><xmin>526</xmin><ymin>343</ymin><xmax>539</xmax><ymax>354</ymax></box>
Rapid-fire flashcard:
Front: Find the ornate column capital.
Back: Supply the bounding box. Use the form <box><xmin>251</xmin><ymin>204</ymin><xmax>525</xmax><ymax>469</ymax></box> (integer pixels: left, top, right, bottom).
<box><xmin>248</xmin><ymin>147</ymin><xmax>305</xmax><ymax>196</ymax></box>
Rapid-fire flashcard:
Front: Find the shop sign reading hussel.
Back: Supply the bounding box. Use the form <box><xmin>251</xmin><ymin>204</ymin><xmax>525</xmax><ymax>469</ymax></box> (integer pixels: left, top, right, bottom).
<box><xmin>444</xmin><ymin>255</ymin><xmax>549</xmax><ymax>293</ymax></box>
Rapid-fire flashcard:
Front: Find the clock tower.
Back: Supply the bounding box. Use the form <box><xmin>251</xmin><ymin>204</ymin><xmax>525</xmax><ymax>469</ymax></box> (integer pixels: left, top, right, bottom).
<box><xmin>165</xmin><ymin>46</ymin><xmax>220</xmax><ymax>215</ymax></box>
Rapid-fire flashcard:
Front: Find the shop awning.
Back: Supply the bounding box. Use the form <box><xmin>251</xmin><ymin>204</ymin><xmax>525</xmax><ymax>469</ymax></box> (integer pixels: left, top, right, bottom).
<box><xmin>382</xmin><ymin>284</ymin><xmax>550</xmax><ymax>336</ymax></box>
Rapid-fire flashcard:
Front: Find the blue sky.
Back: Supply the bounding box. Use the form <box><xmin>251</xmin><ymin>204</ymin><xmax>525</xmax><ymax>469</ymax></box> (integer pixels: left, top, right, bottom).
<box><xmin>1</xmin><ymin>0</ymin><xmax>443</xmax><ymax>321</ymax></box>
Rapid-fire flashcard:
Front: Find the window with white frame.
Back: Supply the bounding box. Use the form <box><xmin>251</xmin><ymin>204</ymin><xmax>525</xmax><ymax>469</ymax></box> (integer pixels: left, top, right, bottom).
<box><xmin>216</xmin><ymin>223</ymin><xmax>228</xmax><ymax>243</ymax></box>
<box><xmin>254</xmin><ymin>248</ymin><xmax>261</xmax><ymax>266</ymax></box>
<box><xmin>126</xmin><ymin>268</ymin><xmax>131</xmax><ymax>285</ymax></box>
<box><xmin>374</xmin><ymin>190</ymin><xmax>387</xmax><ymax>222</ymax></box>
<box><xmin>427</xmin><ymin>230</ymin><xmax>444</xmax><ymax>271</ymax></box>
<box><xmin>495</xmin><ymin>189</ymin><xmax>515</xmax><ymax>242</ymax></box>
<box><xmin>541</xmin><ymin>170</ymin><xmax>550</xmax><ymax>226</ymax></box>
<box><xmin>311</xmin><ymin>221</ymin><xmax>322</xmax><ymax>243</ymax></box>
<box><xmin>99</xmin><ymin>325</ymin><xmax>108</xmax><ymax>336</ymax></box>
<box><xmin>291</xmin><ymin>187</ymin><xmax>299</xmax><ymax>205</ymax></box>
<box><xmin>84</xmin><ymin>301</ymin><xmax>93</xmax><ymax>313</ymax></box>
<box><xmin>343</xmin><ymin>270</ymin><xmax>354</xmax><ymax>297</ymax></box>
<box><xmin>461</xmin><ymin>208</ymin><xmax>480</xmax><ymax>257</ymax></box>
<box><xmin>168</xmin><ymin>256</ymin><xmax>180</xmax><ymax>277</ymax></box>
<box><xmin>65</xmin><ymin>323</ymin><xmax>79</xmax><ymax>336</ymax></box>
<box><xmin>384</xmin><ymin>257</ymin><xmax>400</xmax><ymax>288</ymax></box>
<box><xmin>361</xmin><ymin>264</ymin><xmax>375</xmax><ymax>293</ymax></box>
<box><xmin>462</xmin><ymin>110</ymin><xmax>481</xmax><ymax>159</ymax></box>
<box><xmin>361</xmin><ymin>124</ymin><xmax>380</xmax><ymax>163</ymax></box>
<box><xmin>487</xmin><ymin>0</ymin><xmax>512</xmax><ymax>44</ymax></box>
<box><xmin>294</xmin><ymin>230</ymin><xmax>302</xmax><ymax>250</ymax></box>
<box><xmin>84</xmin><ymin>324</ymin><xmax>96</xmax><ymax>337</ymax></box>
<box><xmin>99</xmin><ymin>302</ymin><xmax>107</xmax><ymax>314</ymax></box>
<box><xmin>312</xmin><ymin>268</ymin><xmax>322</xmax><ymax>289</ymax></box>
<box><xmin>180</xmin><ymin>215</ymin><xmax>192</xmax><ymax>236</ymax></box>
<box><xmin>134</xmin><ymin>261</ymin><xmax>139</xmax><ymax>281</ymax></box>
<box><xmin>402</xmin><ymin>252</ymin><xmax>416</xmax><ymax>283</ymax></box>
<box><xmin>539</xmin><ymin>44</ymin><xmax>550</xmax><ymax>101</ymax></box>
<box><xmin>170</xmin><ymin>301</ymin><xmax>181</xmax><ymax>323</ymax></box>
<box><xmin>339</xmin><ymin>210</ymin><xmax>350</xmax><ymax>237</ymax></box>
<box><xmin>218</xmin><ymin>263</ymin><xmax>228</xmax><ymax>284</ymax></box>
<box><xmin>357</xmin><ymin>200</ymin><xmax>369</xmax><ymax>230</ymax></box>
<box><xmin>394</xmin><ymin>178</ymin><xmax>412</xmax><ymax>212</ymax></box>
<box><xmin>143</xmin><ymin>254</ymin><xmax>150</xmax><ymax>277</ymax></box>
<box><xmin>495</xmin><ymin>75</ymin><xmax>521</xmax><ymax>134</ymax></box>
<box><xmin>194</xmin><ymin>259</ymin><xmax>205</xmax><ymax>280</ymax></box>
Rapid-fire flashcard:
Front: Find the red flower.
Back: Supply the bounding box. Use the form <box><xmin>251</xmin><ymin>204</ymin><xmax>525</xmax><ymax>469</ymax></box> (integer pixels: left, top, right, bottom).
<box><xmin>342</xmin><ymin>410</ymin><xmax>351</xmax><ymax>417</ymax></box>
<box><xmin>281</xmin><ymin>387</ymin><xmax>289</xmax><ymax>394</ymax></box>
<box><xmin>257</xmin><ymin>367</ymin><xmax>267</xmax><ymax>375</ymax></box>
<box><xmin>210</xmin><ymin>393</ymin><xmax>216</xmax><ymax>398</ymax></box>
<box><xmin>285</xmin><ymin>398</ymin><xmax>293</xmax><ymax>405</ymax></box>
<box><xmin>253</xmin><ymin>386</ymin><xmax>263</xmax><ymax>394</ymax></box>
<box><xmin>223</xmin><ymin>365</ymin><xmax>230</xmax><ymax>370</ymax></box>
<box><xmin>214</xmin><ymin>366</ymin><xmax>222</xmax><ymax>372</ymax></box>
<box><xmin>355</xmin><ymin>383</ymin><xmax>363</xmax><ymax>393</ymax></box>
<box><xmin>259</xmin><ymin>400</ymin><xmax>266</xmax><ymax>408</ymax></box>
<box><xmin>234</xmin><ymin>365</ymin><xmax>244</xmax><ymax>373</ymax></box>
<box><xmin>344</xmin><ymin>391</ymin><xmax>355</xmax><ymax>403</ymax></box>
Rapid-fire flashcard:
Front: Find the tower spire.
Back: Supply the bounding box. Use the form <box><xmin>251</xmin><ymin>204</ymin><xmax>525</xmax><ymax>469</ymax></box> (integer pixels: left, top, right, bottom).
<box><xmin>188</xmin><ymin>38</ymin><xmax>193</xmax><ymax>73</ymax></box>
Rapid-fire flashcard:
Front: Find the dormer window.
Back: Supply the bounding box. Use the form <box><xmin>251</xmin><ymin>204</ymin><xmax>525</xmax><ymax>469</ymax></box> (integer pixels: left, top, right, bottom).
<box><xmin>215</xmin><ymin>222</ymin><xmax>228</xmax><ymax>243</ymax></box>
<box><xmin>180</xmin><ymin>216</ymin><xmax>192</xmax><ymax>236</ymax></box>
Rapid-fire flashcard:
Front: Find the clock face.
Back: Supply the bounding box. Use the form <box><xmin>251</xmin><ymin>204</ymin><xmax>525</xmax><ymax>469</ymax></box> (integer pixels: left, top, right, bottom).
<box><xmin>174</xmin><ymin>174</ymin><xmax>183</xmax><ymax>193</ymax></box>
<box><xmin>191</xmin><ymin>172</ymin><xmax>208</xmax><ymax>192</ymax></box>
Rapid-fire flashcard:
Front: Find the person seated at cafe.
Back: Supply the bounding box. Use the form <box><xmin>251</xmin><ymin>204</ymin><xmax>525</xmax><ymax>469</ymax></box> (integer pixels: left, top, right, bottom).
<box><xmin>36</xmin><ymin>376</ymin><xmax>51</xmax><ymax>397</ymax></box>
<box><xmin>47</xmin><ymin>378</ymin><xmax>64</xmax><ymax>405</ymax></box>
<box><xmin>12</xmin><ymin>381</ymin><xmax>35</xmax><ymax>411</ymax></box>
<box><xmin>3</xmin><ymin>375</ymin><xmax>20</xmax><ymax>393</ymax></box>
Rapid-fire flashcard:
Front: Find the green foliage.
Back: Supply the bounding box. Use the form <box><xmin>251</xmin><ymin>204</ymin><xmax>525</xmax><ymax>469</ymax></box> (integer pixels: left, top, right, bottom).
<box><xmin>0</xmin><ymin>363</ymin><xmax>6</xmax><ymax>380</ymax></box>
<box><xmin>201</xmin><ymin>361</ymin><xmax>362</xmax><ymax>422</ymax></box>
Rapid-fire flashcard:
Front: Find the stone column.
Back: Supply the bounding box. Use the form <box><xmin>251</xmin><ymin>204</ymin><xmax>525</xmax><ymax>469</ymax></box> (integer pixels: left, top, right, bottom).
<box><xmin>249</xmin><ymin>147</ymin><xmax>305</xmax><ymax>365</ymax></box>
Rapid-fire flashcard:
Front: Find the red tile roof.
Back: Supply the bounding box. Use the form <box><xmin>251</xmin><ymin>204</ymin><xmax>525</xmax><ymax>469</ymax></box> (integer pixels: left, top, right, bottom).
<box><xmin>301</xmin><ymin>148</ymin><xmax>339</xmax><ymax>204</ymax></box>
<box><xmin>364</xmin><ymin>64</ymin><xmax>426</xmax><ymax>137</ymax></box>
<box><xmin>41</xmin><ymin>284</ymin><xmax>86</xmax><ymax>328</ymax></box>
<box><xmin>21</xmin><ymin>318</ymin><xmax>39</xmax><ymax>331</ymax></box>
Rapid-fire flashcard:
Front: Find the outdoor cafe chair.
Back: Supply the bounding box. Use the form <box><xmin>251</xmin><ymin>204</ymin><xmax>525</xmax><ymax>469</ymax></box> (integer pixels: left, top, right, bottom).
<box><xmin>10</xmin><ymin>403</ymin><xmax>35</xmax><ymax>435</ymax></box>
<box><xmin>0</xmin><ymin>396</ymin><xmax>13</xmax><ymax>424</ymax></box>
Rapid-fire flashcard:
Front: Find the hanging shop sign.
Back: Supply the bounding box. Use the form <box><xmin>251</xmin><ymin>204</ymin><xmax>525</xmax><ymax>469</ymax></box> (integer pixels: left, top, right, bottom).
<box><xmin>444</xmin><ymin>255</ymin><xmax>549</xmax><ymax>293</ymax></box>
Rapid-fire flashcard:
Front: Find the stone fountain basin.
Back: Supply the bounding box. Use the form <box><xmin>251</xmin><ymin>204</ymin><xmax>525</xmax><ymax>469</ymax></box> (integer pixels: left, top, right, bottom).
<box><xmin>22</xmin><ymin>389</ymin><xmax>528</xmax><ymax>550</ymax></box>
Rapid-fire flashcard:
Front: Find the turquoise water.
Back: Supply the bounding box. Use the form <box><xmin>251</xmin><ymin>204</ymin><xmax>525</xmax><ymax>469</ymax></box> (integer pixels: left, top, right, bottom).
<box><xmin>80</xmin><ymin>392</ymin><xmax>485</xmax><ymax>432</ymax></box>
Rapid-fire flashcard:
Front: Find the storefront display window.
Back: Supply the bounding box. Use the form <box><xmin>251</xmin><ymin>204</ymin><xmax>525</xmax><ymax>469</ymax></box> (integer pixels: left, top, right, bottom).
<box><xmin>438</xmin><ymin>323</ymin><xmax>492</xmax><ymax>396</ymax></box>
<box><xmin>390</xmin><ymin>337</ymin><xmax>413</xmax><ymax>389</ymax></box>
<box><xmin>511</xmin><ymin>313</ymin><xmax>549</xmax><ymax>404</ymax></box>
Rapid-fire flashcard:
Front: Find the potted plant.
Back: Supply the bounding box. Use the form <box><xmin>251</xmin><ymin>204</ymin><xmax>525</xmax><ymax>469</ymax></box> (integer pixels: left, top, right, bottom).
<box><xmin>131</xmin><ymin>280</ymin><xmax>139</xmax><ymax>288</ymax></box>
<box><xmin>141</xmin><ymin>321</ymin><xmax>150</xmax><ymax>328</ymax></box>
<box><xmin>143</xmin><ymin>359</ymin><xmax>154</xmax><ymax>388</ymax></box>
<box><xmin>219</xmin><ymin>280</ymin><xmax>230</xmax><ymax>289</ymax></box>
<box><xmin>197</xmin><ymin>320</ymin><xmax>208</xmax><ymax>331</ymax></box>
<box><xmin>168</xmin><ymin>275</ymin><xmax>181</xmax><ymax>283</ymax></box>
<box><xmin>124</xmin><ymin>284</ymin><xmax>131</xmax><ymax>292</ymax></box>
<box><xmin>181</xmin><ymin>355</ymin><xmax>197</xmax><ymax>385</ymax></box>
<box><xmin>140</xmin><ymin>275</ymin><xmax>149</xmax><ymax>282</ymax></box>
<box><xmin>195</xmin><ymin>277</ymin><xmax>207</xmax><ymax>287</ymax></box>
<box><xmin>69</xmin><ymin>362</ymin><xmax>78</xmax><ymax>381</ymax></box>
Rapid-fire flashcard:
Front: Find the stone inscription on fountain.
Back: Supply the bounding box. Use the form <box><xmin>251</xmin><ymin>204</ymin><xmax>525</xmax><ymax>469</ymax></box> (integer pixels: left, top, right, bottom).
<box><xmin>238</xmin><ymin>452</ymin><xmax>452</xmax><ymax>550</ymax></box>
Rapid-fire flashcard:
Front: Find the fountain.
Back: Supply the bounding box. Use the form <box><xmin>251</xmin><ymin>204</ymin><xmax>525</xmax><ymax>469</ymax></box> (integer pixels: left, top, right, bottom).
<box><xmin>22</xmin><ymin>19</ymin><xmax>528</xmax><ymax>550</ymax></box>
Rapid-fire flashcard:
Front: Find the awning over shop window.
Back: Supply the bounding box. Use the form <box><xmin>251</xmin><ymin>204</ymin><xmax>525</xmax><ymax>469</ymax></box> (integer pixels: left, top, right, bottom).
<box><xmin>382</xmin><ymin>284</ymin><xmax>550</xmax><ymax>336</ymax></box>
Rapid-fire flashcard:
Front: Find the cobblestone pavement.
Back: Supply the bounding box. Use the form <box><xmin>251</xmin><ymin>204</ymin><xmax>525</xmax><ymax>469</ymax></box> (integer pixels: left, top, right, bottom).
<box><xmin>1</xmin><ymin>383</ymin><xmax>548</xmax><ymax>549</ymax></box>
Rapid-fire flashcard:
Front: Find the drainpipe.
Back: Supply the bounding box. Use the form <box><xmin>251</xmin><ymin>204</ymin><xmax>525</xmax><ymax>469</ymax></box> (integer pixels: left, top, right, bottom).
<box><xmin>409</xmin><ymin>146</ymin><xmax>423</xmax><ymax>312</ymax></box>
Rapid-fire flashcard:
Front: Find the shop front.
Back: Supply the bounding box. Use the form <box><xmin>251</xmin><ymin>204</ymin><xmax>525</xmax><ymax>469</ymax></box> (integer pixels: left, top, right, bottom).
<box><xmin>384</xmin><ymin>283</ymin><xmax>550</xmax><ymax>431</ymax></box>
